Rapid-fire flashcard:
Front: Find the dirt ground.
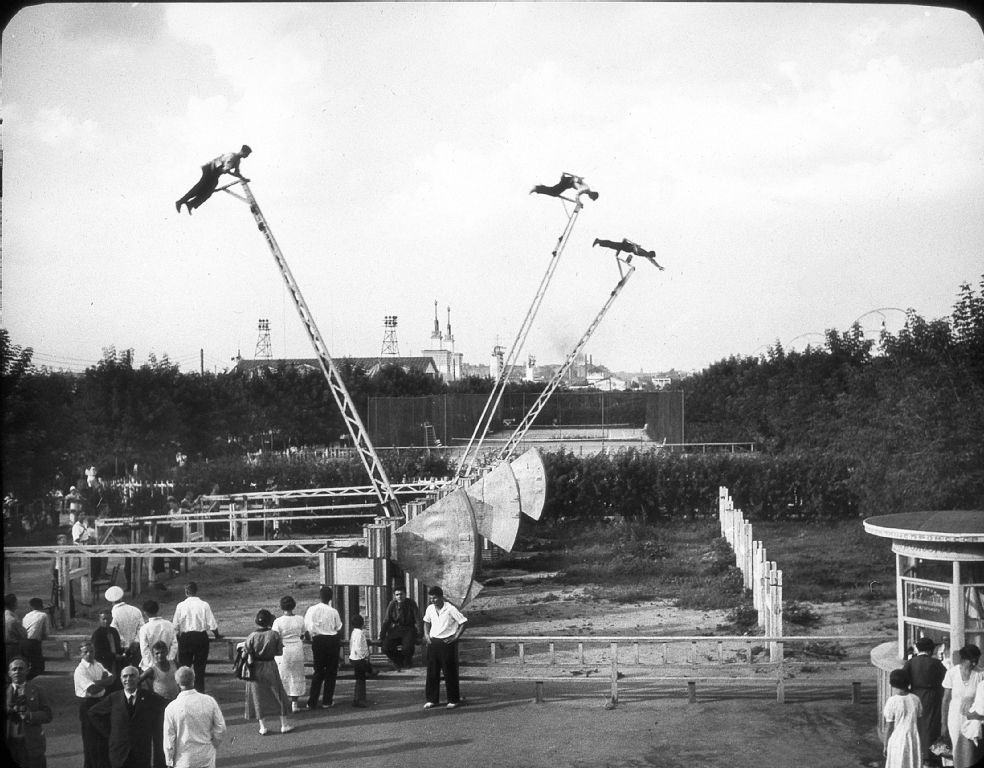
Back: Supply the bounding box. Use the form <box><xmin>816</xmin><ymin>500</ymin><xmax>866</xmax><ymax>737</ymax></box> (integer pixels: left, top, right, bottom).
<box><xmin>4</xmin><ymin>555</ymin><xmax>892</xmax><ymax>768</ymax></box>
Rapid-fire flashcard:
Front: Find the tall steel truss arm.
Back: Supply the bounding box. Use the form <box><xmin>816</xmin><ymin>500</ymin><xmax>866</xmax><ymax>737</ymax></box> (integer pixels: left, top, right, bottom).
<box><xmin>456</xmin><ymin>174</ymin><xmax>599</xmax><ymax>480</ymax></box>
<box><xmin>220</xmin><ymin>180</ymin><xmax>400</xmax><ymax>515</ymax></box>
<box><xmin>494</xmin><ymin>243</ymin><xmax>662</xmax><ymax>464</ymax></box>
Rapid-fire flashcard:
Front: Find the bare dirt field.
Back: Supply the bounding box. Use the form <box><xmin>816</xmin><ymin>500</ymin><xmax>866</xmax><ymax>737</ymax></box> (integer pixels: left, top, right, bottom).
<box><xmin>5</xmin><ymin>552</ymin><xmax>894</xmax><ymax>768</ymax></box>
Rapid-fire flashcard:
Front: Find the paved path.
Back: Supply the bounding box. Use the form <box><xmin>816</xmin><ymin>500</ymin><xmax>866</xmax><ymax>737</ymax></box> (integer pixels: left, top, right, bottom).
<box><xmin>34</xmin><ymin>655</ymin><xmax>883</xmax><ymax>768</ymax></box>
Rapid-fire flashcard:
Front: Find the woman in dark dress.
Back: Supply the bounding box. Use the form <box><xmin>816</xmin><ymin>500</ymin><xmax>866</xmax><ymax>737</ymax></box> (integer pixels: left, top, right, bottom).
<box><xmin>244</xmin><ymin>608</ymin><xmax>294</xmax><ymax>735</ymax></box>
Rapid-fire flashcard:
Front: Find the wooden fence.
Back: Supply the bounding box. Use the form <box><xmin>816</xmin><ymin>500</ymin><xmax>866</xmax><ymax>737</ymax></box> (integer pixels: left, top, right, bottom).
<box><xmin>719</xmin><ymin>486</ymin><xmax>783</xmax><ymax>659</ymax></box>
<box><xmin>43</xmin><ymin>632</ymin><xmax>887</xmax><ymax>706</ymax></box>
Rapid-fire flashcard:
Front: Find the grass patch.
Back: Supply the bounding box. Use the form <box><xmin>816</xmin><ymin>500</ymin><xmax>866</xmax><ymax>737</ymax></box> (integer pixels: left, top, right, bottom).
<box><xmin>499</xmin><ymin>516</ymin><xmax>892</xmax><ymax>612</ymax></box>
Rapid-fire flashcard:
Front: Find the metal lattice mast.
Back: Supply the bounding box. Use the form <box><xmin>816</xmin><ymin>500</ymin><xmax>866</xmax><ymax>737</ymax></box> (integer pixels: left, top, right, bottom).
<box><xmin>456</xmin><ymin>174</ymin><xmax>598</xmax><ymax>480</ymax></box>
<box><xmin>254</xmin><ymin>318</ymin><xmax>273</xmax><ymax>359</ymax></box>
<box><xmin>223</xmin><ymin>180</ymin><xmax>399</xmax><ymax>514</ymax></box>
<box><xmin>381</xmin><ymin>315</ymin><xmax>400</xmax><ymax>357</ymax></box>
<box><xmin>494</xmin><ymin>248</ymin><xmax>659</xmax><ymax>464</ymax></box>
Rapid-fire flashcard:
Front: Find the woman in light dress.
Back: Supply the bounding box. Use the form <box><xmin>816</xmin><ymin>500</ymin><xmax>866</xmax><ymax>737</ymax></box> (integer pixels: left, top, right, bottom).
<box><xmin>942</xmin><ymin>644</ymin><xmax>983</xmax><ymax>768</ymax></box>
<box><xmin>272</xmin><ymin>595</ymin><xmax>307</xmax><ymax>712</ymax></box>
<box><xmin>245</xmin><ymin>608</ymin><xmax>294</xmax><ymax>735</ymax></box>
<box><xmin>884</xmin><ymin>668</ymin><xmax>922</xmax><ymax>768</ymax></box>
<box><xmin>953</xmin><ymin>677</ymin><xmax>984</xmax><ymax>768</ymax></box>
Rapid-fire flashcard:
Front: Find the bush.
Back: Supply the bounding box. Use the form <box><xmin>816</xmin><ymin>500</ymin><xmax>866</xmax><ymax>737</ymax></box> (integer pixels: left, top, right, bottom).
<box><xmin>784</xmin><ymin>601</ymin><xmax>822</xmax><ymax>628</ymax></box>
<box><xmin>718</xmin><ymin>601</ymin><xmax>758</xmax><ymax>633</ymax></box>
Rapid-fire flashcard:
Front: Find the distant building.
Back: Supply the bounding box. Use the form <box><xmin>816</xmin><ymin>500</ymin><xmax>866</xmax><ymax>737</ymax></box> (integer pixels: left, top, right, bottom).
<box><xmin>586</xmin><ymin>372</ymin><xmax>628</xmax><ymax>391</ymax></box>
<box><xmin>421</xmin><ymin>302</ymin><xmax>463</xmax><ymax>382</ymax></box>
<box><xmin>233</xmin><ymin>356</ymin><xmax>440</xmax><ymax>378</ymax></box>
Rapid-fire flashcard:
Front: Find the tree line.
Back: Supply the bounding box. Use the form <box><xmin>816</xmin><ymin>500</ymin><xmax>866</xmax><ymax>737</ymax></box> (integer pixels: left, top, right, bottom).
<box><xmin>2</xmin><ymin>276</ymin><xmax>982</xmax><ymax>519</ymax></box>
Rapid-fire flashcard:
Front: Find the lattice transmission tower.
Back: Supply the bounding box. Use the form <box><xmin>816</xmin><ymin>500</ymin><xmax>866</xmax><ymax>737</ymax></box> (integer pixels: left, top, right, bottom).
<box><xmin>254</xmin><ymin>318</ymin><xmax>272</xmax><ymax>360</ymax></box>
<box><xmin>380</xmin><ymin>315</ymin><xmax>400</xmax><ymax>356</ymax></box>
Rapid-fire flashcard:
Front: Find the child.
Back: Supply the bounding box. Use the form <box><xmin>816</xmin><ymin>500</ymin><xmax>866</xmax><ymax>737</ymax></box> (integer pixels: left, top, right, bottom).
<box><xmin>884</xmin><ymin>667</ymin><xmax>922</xmax><ymax>768</ymax></box>
<box><xmin>348</xmin><ymin>614</ymin><xmax>375</xmax><ymax>708</ymax></box>
<box><xmin>21</xmin><ymin>597</ymin><xmax>51</xmax><ymax>678</ymax></box>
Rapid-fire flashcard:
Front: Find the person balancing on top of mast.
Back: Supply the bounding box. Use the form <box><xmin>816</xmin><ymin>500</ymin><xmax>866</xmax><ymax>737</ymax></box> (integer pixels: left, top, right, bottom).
<box><xmin>175</xmin><ymin>144</ymin><xmax>252</xmax><ymax>215</ymax></box>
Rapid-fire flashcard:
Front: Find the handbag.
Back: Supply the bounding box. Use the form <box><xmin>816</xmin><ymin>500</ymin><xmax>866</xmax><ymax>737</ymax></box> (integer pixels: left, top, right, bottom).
<box><xmin>930</xmin><ymin>734</ymin><xmax>953</xmax><ymax>759</ymax></box>
<box><xmin>233</xmin><ymin>644</ymin><xmax>255</xmax><ymax>681</ymax></box>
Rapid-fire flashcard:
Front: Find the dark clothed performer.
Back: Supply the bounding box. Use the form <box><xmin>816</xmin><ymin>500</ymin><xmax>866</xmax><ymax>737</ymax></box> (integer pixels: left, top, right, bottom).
<box><xmin>381</xmin><ymin>587</ymin><xmax>422</xmax><ymax>670</ymax></box>
<box><xmin>903</xmin><ymin>636</ymin><xmax>947</xmax><ymax>765</ymax></box>
<box><xmin>88</xmin><ymin>665</ymin><xmax>168</xmax><ymax>768</ymax></box>
<box><xmin>304</xmin><ymin>586</ymin><xmax>342</xmax><ymax>709</ymax></box>
<box><xmin>422</xmin><ymin>586</ymin><xmax>468</xmax><ymax>709</ymax></box>
<box><xmin>175</xmin><ymin>145</ymin><xmax>252</xmax><ymax>214</ymax></box>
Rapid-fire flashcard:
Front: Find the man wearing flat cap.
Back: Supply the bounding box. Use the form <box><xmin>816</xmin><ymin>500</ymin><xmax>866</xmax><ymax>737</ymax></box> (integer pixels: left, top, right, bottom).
<box><xmin>904</xmin><ymin>635</ymin><xmax>947</xmax><ymax>765</ymax></box>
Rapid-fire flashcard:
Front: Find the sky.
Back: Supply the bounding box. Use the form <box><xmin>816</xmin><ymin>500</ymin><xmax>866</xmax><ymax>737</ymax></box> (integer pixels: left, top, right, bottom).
<box><xmin>2</xmin><ymin>3</ymin><xmax>983</xmax><ymax>376</ymax></box>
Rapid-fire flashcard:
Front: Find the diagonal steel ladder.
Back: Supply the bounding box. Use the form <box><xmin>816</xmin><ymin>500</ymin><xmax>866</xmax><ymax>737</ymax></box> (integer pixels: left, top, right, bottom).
<box><xmin>456</xmin><ymin>174</ymin><xmax>599</xmax><ymax>480</ymax></box>
<box><xmin>221</xmin><ymin>179</ymin><xmax>400</xmax><ymax>514</ymax></box>
<box><xmin>494</xmin><ymin>247</ymin><xmax>660</xmax><ymax>464</ymax></box>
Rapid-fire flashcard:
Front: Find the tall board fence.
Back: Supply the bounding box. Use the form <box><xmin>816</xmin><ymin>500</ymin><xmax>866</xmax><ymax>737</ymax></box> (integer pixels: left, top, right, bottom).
<box><xmin>719</xmin><ymin>486</ymin><xmax>784</xmax><ymax>659</ymax></box>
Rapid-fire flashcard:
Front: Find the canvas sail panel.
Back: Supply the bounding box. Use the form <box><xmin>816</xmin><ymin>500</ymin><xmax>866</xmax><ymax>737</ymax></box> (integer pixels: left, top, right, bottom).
<box><xmin>511</xmin><ymin>447</ymin><xmax>547</xmax><ymax>520</ymax></box>
<box><xmin>391</xmin><ymin>488</ymin><xmax>478</xmax><ymax>606</ymax></box>
<box><xmin>465</xmin><ymin>460</ymin><xmax>522</xmax><ymax>552</ymax></box>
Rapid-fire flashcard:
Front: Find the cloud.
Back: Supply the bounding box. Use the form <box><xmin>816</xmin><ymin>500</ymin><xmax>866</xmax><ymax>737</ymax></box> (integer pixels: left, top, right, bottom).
<box><xmin>32</xmin><ymin>106</ymin><xmax>100</xmax><ymax>150</ymax></box>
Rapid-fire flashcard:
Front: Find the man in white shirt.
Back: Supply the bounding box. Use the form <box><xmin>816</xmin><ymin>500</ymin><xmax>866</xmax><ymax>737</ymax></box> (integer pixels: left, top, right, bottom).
<box><xmin>74</xmin><ymin>641</ymin><xmax>115</xmax><ymax>768</ymax></box>
<box><xmin>72</xmin><ymin>515</ymin><xmax>93</xmax><ymax>544</ymax></box>
<box><xmin>304</xmin><ymin>585</ymin><xmax>343</xmax><ymax>709</ymax></box>
<box><xmin>138</xmin><ymin>599</ymin><xmax>178</xmax><ymax>668</ymax></box>
<box><xmin>171</xmin><ymin>582</ymin><xmax>220</xmax><ymax>692</ymax></box>
<box><xmin>21</xmin><ymin>597</ymin><xmax>51</xmax><ymax>678</ymax></box>
<box><xmin>422</xmin><ymin>585</ymin><xmax>467</xmax><ymax>710</ymax></box>
<box><xmin>175</xmin><ymin>145</ymin><xmax>252</xmax><ymax>214</ymax></box>
<box><xmin>163</xmin><ymin>666</ymin><xmax>226</xmax><ymax>768</ymax></box>
<box><xmin>106</xmin><ymin>586</ymin><xmax>144</xmax><ymax>666</ymax></box>
<box><xmin>66</xmin><ymin>486</ymin><xmax>85</xmax><ymax>524</ymax></box>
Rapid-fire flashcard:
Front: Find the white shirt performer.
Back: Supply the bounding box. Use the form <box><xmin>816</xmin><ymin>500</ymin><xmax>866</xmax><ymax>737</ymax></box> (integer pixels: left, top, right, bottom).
<box><xmin>171</xmin><ymin>582</ymin><xmax>220</xmax><ymax>692</ymax></box>
<box><xmin>422</xmin><ymin>585</ymin><xmax>467</xmax><ymax>709</ymax></box>
<box><xmin>163</xmin><ymin>666</ymin><xmax>226</xmax><ymax>768</ymax></box>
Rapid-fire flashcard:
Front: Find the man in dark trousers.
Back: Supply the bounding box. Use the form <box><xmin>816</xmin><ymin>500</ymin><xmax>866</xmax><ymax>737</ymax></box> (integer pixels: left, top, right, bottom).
<box><xmin>422</xmin><ymin>585</ymin><xmax>467</xmax><ymax>709</ymax></box>
<box><xmin>174</xmin><ymin>145</ymin><xmax>252</xmax><ymax>214</ymax></box>
<box><xmin>903</xmin><ymin>636</ymin><xmax>947</xmax><ymax>765</ymax></box>
<box><xmin>381</xmin><ymin>585</ymin><xmax>422</xmax><ymax>671</ymax></box>
<box><xmin>88</xmin><ymin>665</ymin><xmax>168</xmax><ymax>768</ymax></box>
<box><xmin>171</xmin><ymin>582</ymin><xmax>221</xmax><ymax>693</ymax></box>
<box><xmin>303</xmin><ymin>585</ymin><xmax>343</xmax><ymax>709</ymax></box>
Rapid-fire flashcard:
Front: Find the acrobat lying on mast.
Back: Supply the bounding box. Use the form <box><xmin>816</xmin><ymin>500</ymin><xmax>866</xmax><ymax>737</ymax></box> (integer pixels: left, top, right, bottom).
<box><xmin>175</xmin><ymin>148</ymin><xmax>400</xmax><ymax>515</ymax></box>
<box><xmin>592</xmin><ymin>238</ymin><xmax>665</xmax><ymax>270</ymax></box>
<box><xmin>174</xmin><ymin>145</ymin><xmax>253</xmax><ymax>215</ymax></box>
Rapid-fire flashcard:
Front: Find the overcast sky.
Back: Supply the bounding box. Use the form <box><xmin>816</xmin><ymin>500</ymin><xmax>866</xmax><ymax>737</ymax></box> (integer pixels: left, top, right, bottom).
<box><xmin>2</xmin><ymin>3</ymin><xmax>982</xmax><ymax>375</ymax></box>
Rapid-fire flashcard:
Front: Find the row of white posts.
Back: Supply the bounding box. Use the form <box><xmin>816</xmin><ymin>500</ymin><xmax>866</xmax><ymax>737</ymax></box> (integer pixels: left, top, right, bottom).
<box><xmin>718</xmin><ymin>487</ymin><xmax>784</xmax><ymax>661</ymax></box>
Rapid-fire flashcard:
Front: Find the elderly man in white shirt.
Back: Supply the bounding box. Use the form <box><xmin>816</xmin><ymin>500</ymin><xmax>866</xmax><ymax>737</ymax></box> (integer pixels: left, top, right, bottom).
<box><xmin>163</xmin><ymin>666</ymin><xmax>226</xmax><ymax>768</ymax></box>
<box><xmin>106</xmin><ymin>586</ymin><xmax>144</xmax><ymax>665</ymax></box>
<box><xmin>422</xmin><ymin>585</ymin><xmax>468</xmax><ymax>710</ymax></box>
<box><xmin>171</xmin><ymin>582</ymin><xmax>220</xmax><ymax>692</ymax></box>
<box><xmin>138</xmin><ymin>598</ymin><xmax>178</xmax><ymax>667</ymax></box>
<box><xmin>304</xmin><ymin>585</ymin><xmax>343</xmax><ymax>709</ymax></box>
